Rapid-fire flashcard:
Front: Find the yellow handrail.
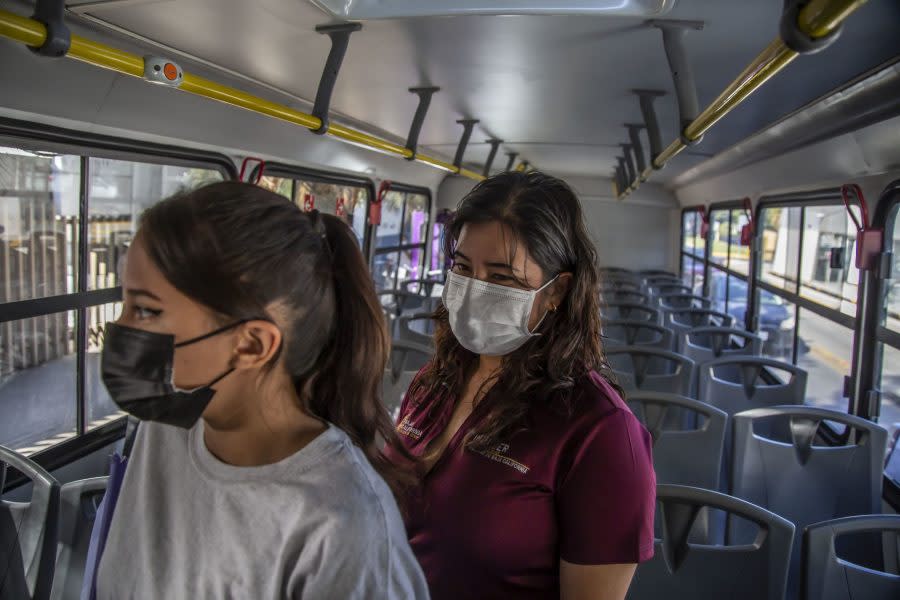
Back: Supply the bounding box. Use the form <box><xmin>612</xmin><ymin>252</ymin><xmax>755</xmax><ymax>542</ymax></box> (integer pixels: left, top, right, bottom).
<box><xmin>620</xmin><ymin>0</ymin><xmax>867</xmax><ymax>198</ymax></box>
<box><xmin>0</xmin><ymin>8</ymin><xmax>486</xmax><ymax>182</ymax></box>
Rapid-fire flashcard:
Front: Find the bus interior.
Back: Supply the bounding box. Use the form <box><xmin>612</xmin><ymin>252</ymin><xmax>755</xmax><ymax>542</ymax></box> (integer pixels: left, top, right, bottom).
<box><xmin>1</xmin><ymin>0</ymin><xmax>900</xmax><ymax>598</ymax></box>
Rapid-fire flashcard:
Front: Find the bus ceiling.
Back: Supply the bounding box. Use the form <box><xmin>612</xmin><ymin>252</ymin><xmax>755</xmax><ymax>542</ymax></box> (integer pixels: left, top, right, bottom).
<box><xmin>1</xmin><ymin>0</ymin><xmax>897</xmax><ymax>195</ymax></box>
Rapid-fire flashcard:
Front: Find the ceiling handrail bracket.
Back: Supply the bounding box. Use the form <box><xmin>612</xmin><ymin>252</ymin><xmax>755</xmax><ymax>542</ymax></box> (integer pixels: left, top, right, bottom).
<box><xmin>649</xmin><ymin>19</ymin><xmax>706</xmax><ymax>146</ymax></box>
<box><xmin>30</xmin><ymin>0</ymin><xmax>69</xmax><ymax>57</ymax></box>
<box><xmin>453</xmin><ymin>119</ymin><xmax>480</xmax><ymax>168</ymax></box>
<box><xmin>311</xmin><ymin>22</ymin><xmax>362</xmax><ymax>135</ymax></box>
<box><xmin>404</xmin><ymin>86</ymin><xmax>440</xmax><ymax>160</ymax></box>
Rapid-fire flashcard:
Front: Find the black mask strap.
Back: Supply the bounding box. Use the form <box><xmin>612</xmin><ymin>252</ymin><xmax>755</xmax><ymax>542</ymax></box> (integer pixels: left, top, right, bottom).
<box><xmin>175</xmin><ymin>320</ymin><xmax>250</xmax><ymax>348</ymax></box>
<box><xmin>206</xmin><ymin>367</ymin><xmax>235</xmax><ymax>388</ymax></box>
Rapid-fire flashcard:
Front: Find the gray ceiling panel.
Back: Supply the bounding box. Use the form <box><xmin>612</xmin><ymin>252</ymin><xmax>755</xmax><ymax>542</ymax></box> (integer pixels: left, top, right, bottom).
<box><xmin>67</xmin><ymin>0</ymin><xmax>900</xmax><ymax>180</ymax></box>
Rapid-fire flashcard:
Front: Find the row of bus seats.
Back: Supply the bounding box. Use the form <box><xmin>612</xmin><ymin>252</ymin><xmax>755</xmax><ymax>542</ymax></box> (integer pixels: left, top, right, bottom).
<box><xmin>597</xmin><ymin>268</ymin><xmax>900</xmax><ymax>600</ymax></box>
<box><xmin>3</xmin><ymin>270</ymin><xmax>896</xmax><ymax>600</ymax></box>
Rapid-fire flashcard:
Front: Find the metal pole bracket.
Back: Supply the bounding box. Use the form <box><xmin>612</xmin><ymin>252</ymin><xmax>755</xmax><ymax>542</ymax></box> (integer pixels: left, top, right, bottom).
<box><xmin>504</xmin><ymin>152</ymin><xmax>519</xmax><ymax>172</ymax></box>
<box><xmin>648</xmin><ymin>20</ymin><xmax>705</xmax><ymax>145</ymax></box>
<box><xmin>625</xmin><ymin>123</ymin><xmax>647</xmax><ymax>174</ymax></box>
<box><xmin>483</xmin><ymin>138</ymin><xmax>503</xmax><ymax>177</ymax></box>
<box><xmin>405</xmin><ymin>86</ymin><xmax>440</xmax><ymax>159</ymax></box>
<box><xmin>780</xmin><ymin>1</ymin><xmax>843</xmax><ymax>55</ymax></box>
<box><xmin>311</xmin><ymin>23</ymin><xmax>362</xmax><ymax>135</ymax></box>
<box><xmin>30</xmin><ymin>0</ymin><xmax>70</xmax><ymax>57</ymax></box>
<box><xmin>633</xmin><ymin>89</ymin><xmax>667</xmax><ymax>168</ymax></box>
<box><xmin>453</xmin><ymin>119</ymin><xmax>479</xmax><ymax>168</ymax></box>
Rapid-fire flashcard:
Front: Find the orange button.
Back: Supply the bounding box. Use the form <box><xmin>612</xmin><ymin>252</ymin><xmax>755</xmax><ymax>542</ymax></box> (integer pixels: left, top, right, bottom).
<box><xmin>163</xmin><ymin>63</ymin><xmax>178</xmax><ymax>81</ymax></box>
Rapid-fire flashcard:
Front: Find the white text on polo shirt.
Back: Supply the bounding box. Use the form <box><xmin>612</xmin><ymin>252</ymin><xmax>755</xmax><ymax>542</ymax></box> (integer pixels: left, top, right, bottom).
<box><xmin>474</xmin><ymin>443</ymin><xmax>530</xmax><ymax>474</ymax></box>
<box><xmin>397</xmin><ymin>416</ymin><xmax>423</xmax><ymax>440</ymax></box>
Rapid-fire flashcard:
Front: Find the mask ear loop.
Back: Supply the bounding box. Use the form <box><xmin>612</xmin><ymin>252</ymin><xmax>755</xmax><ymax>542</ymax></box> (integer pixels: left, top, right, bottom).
<box><xmin>174</xmin><ymin>319</ymin><xmax>251</xmax><ymax>348</ymax></box>
<box><xmin>527</xmin><ymin>274</ymin><xmax>561</xmax><ymax>335</ymax></box>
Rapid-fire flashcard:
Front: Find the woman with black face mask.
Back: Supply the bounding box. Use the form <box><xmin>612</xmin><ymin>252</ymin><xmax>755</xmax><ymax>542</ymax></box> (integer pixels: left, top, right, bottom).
<box><xmin>389</xmin><ymin>172</ymin><xmax>656</xmax><ymax>600</ymax></box>
<box><xmin>96</xmin><ymin>182</ymin><xmax>428</xmax><ymax>599</ymax></box>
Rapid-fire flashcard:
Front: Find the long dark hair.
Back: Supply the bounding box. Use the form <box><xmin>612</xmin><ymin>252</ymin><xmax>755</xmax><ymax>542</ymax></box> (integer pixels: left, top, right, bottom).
<box><xmin>410</xmin><ymin>171</ymin><xmax>619</xmax><ymax>451</ymax></box>
<box><xmin>139</xmin><ymin>181</ymin><xmax>412</xmax><ymax>497</ymax></box>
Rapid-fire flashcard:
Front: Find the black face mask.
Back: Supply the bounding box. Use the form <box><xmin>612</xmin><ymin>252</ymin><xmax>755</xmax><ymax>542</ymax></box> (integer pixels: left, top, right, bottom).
<box><xmin>101</xmin><ymin>321</ymin><xmax>245</xmax><ymax>429</ymax></box>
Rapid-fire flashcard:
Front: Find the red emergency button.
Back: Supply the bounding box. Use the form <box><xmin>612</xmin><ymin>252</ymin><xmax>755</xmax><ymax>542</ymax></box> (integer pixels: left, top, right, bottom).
<box><xmin>163</xmin><ymin>63</ymin><xmax>178</xmax><ymax>81</ymax></box>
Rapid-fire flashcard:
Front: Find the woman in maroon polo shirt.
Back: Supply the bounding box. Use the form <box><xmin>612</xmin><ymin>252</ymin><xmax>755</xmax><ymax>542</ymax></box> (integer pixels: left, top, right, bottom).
<box><xmin>392</xmin><ymin>171</ymin><xmax>656</xmax><ymax>600</ymax></box>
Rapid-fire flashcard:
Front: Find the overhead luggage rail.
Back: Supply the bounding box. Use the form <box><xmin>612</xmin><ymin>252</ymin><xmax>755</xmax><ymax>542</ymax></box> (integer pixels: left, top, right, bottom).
<box><xmin>0</xmin><ymin>9</ymin><xmax>488</xmax><ymax>182</ymax></box>
<box><xmin>614</xmin><ymin>0</ymin><xmax>867</xmax><ymax>198</ymax></box>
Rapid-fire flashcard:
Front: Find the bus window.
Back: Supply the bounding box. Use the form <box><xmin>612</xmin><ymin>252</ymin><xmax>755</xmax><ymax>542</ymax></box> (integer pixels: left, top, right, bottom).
<box><xmin>258</xmin><ymin>176</ymin><xmax>293</xmax><ymax>199</ymax></box>
<box><xmin>760</xmin><ymin>206</ymin><xmax>802</xmax><ymax>292</ymax></box>
<box><xmin>292</xmin><ymin>180</ymin><xmax>369</xmax><ymax>246</ymax></box>
<box><xmin>680</xmin><ymin>209</ymin><xmax>705</xmax><ymax>292</ymax></box>
<box><xmin>0</xmin><ymin>145</ymin><xmax>226</xmax><ymax>455</ymax></box>
<box><xmin>709</xmin><ymin>209</ymin><xmax>729</xmax><ymax>268</ymax></box>
<box><xmin>728</xmin><ymin>208</ymin><xmax>750</xmax><ymax>277</ymax></box>
<box><xmin>373</xmin><ymin>188</ymin><xmax>431</xmax><ymax>291</ymax></box>
<box><xmin>799</xmin><ymin>205</ymin><xmax>859</xmax><ymax>317</ymax></box>
<box><xmin>797</xmin><ymin>309</ymin><xmax>853</xmax><ymax>421</ymax></box>
<box><xmin>880</xmin><ymin>343</ymin><xmax>899</xmax><ymax>475</ymax></box>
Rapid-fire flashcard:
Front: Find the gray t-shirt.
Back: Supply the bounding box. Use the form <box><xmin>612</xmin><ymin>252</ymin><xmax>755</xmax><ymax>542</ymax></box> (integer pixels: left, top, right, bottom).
<box><xmin>97</xmin><ymin>421</ymin><xmax>429</xmax><ymax>599</ymax></box>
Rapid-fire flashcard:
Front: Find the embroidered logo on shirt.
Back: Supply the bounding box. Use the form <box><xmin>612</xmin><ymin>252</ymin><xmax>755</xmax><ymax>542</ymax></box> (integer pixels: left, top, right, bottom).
<box><xmin>397</xmin><ymin>415</ymin><xmax>423</xmax><ymax>440</ymax></box>
<box><xmin>474</xmin><ymin>443</ymin><xmax>530</xmax><ymax>474</ymax></box>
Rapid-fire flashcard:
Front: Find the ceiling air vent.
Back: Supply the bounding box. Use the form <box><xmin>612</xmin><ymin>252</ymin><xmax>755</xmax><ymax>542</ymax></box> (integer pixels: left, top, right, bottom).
<box><xmin>310</xmin><ymin>0</ymin><xmax>677</xmax><ymax>20</ymax></box>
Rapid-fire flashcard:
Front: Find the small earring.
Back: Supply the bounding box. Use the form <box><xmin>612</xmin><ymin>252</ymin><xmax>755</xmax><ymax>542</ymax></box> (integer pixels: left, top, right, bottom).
<box><xmin>549</xmin><ymin>304</ymin><xmax>557</xmax><ymax>312</ymax></box>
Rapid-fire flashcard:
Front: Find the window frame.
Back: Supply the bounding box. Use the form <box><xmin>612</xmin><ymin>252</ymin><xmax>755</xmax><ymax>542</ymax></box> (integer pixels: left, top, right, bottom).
<box><xmin>372</xmin><ymin>182</ymin><xmax>432</xmax><ymax>290</ymax></box>
<box><xmin>250</xmin><ymin>162</ymin><xmax>377</xmax><ymax>255</ymax></box>
<box><xmin>751</xmin><ymin>189</ymin><xmax>862</xmax><ymax>445</ymax></box>
<box><xmin>0</xmin><ymin>118</ymin><xmax>236</xmax><ymax>490</ymax></box>
<box><xmin>706</xmin><ymin>200</ymin><xmax>753</xmax><ymax>322</ymax></box>
<box><xmin>679</xmin><ymin>206</ymin><xmax>707</xmax><ymax>294</ymax></box>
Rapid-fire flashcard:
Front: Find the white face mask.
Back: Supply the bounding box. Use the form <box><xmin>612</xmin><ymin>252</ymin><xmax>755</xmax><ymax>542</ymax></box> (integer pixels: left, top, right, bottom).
<box><xmin>442</xmin><ymin>271</ymin><xmax>557</xmax><ymax>356</ymax></box>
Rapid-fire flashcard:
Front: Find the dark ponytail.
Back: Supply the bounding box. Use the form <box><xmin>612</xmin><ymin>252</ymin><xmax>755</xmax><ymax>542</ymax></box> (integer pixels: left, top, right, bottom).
<box><xmin>139</xmin><ymin>181</ymin><xmax>414</xmax><ymax>499</ymax></box>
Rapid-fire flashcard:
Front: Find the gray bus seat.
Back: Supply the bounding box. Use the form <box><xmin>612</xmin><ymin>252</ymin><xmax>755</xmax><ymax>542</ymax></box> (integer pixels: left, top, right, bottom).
<box><xmin>400</xmin><ymin>278</ymin><xmax>442</xmax><ymax>296</ymax></box>
<box><xmin>382</xmin><ymin>369</ymin><xmax>418</xmax><ymax>421</ymax></box>
<box><xmin>50</xmin><ymin>478</ymin><xmax>108</xmax><ymax>600</ymax></box>
<box><xmin>378</xmin><ymin>290</ymin><xmax>439</xmax><ymax>317</ymax></box>
<box><xmin>657</xmin><ymin>293</ymin><xmax>712</xmax><ymax>311</ymax></box>
<box><xmin>627</xmin><ymin>393</ymin><xmax>726</xmax><ymax>491</ymax></box>
<box><xmin>600</xmin><ymin>289</ymin><xmax>650</xmax><ymax>305</ymax></box>
<box><xmin>626</xmin><ymin>484</ymin><xmax>794</xmax><ymax>600</ymax></box>
<box><xmin>731</xmin><ymin>407</ymin><xmax>888</xmax><ymax>598</ymax></box>
<box><xmin>602</xmin><ymin>302</ymin><xmax>661</xmax><ymax>324</ymax></box>
<box><xmin>602</xmin><ymin>320</ymin><xmax>674</xmax><ymax>351</ymax></box>
<box><xmin>606</xmin><ymin>346</ymin><xmax>695</xmax><ymax>397</ymax></box>
<box><xmin>599</xmin><ymin>278</ymin><xmax>643</xmax><ymax>292</ymax></box>
<box><xmin>640</xmin><ymin>269</ymin><xmax>678</xmax><ymax>278</ymax></box>
<box><xmin>388</xmin><ymin>341</ymin><xmax>432</xmax><ymax>381</ymax></box>
<box><xmin>649</xmin><ymin>283</ymin><xmax>692</xmax><ymax>297</ymax></box>
<box><xmin>644</xmin><ymin>275</ymin><xmax>683</xmax><ymax>287</ymax></box>
<box><xmin>682</xmin><ymin>326</ymin><xmax>762</xmax><ymax>366</ymax></box>
<box><xmin>699</xmin><ymin>356</ymin><xmax>807</xmax><ymax>418</ymax></box>
<box><xmin>803</xmin><ymin>515</ymin><xmax>900</xmax><ymax>600</ymax></box>
<box><xmin>0</xmin><ymin>446</ymin><xmax>60</xmax><ymax>600</ymax></box>
<box><xmin>396</xmin><ymin>313</ymin><xmax>435</xmax><ymax>347</ymax></box>
<box><xmin>667</xmin><ymin>308</ymin><xmax>736</xmax><ymax>352</ymax></box>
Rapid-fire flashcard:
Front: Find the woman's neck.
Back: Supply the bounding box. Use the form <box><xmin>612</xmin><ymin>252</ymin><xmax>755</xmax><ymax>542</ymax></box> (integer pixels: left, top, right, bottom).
<box><xmin>202</xmin><ymin>381</ymin><xmax>326</xmax><ymax>467</ymax></box>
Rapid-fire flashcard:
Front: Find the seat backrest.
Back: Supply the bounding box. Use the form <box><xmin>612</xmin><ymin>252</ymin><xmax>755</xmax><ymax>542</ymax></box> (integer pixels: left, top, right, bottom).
<box><xmin>640</xmin><ymin>269</ymin><xmax>677</xmax><ymax>278</ymax></box>
<box><xmin>600</xmin><ymin>289</ymin><xmax>650</xmax><ymax>305</ymax></box>
<box><xmin>650</xmin><ymin>283</ymin><xmax>693</xmax><ymax>297</ymax></box>
<box><xmin>668</xmin><ymin>309</ymin><xmax>737</xmax><ymax>352</ymax></box>
<box><xmin>0</xmin><ymin>446</ymin><xmax>59</xmax><ymax>600</ymax></box>
<box><xmin>731</xmin><ymin>406</ymin><xmax>888</xmax><ymax>598</ymax></box>
<box><xmin>644</xmin><ymin>275</ymin><xmax>683</xmax><ymax>287</ymax></box>
<box><xmin>626</xmin><ymin>484</ymin><xmax>794</xmax><ymax>600</ymax></box>
<box><xmin>388</xmin><ymin>341</ymin><xmax>433</xmax><ymax>381</ymax></box>
<box><xmin>682</xmin><ymin>326</ymin><xmax>762</xmax><ymax>366</ymax></box>
<box><xmin>803</xmin><ymin>515</ymin><xmax>900</xmax><ymax>600</ymax></box>
<box><xmin>400</xmin><ymin>278</ymin><xmax>442</xmax><ymax>296</ymax></box>
<box><xmin>382</xmin><ymin>369</ymin><xmax>417</xmax><ymax>421</ymax></box>
<box><xmin>626</xmin><ymin>393</ymin><xmax>727</xmax><ymax>491</ymax></box>
<box><xmin>379</xmin><ymin>290</ymin><xmax>439</xmax><ymax>317</ymax></box>
<box><xmin>606</xmin><ymin>346</ymin><xmax>696</xmax><ymax>397</ymax></box>
<box><xmin>699</xmin><ymin>356</ymin><xmax>807</xmax><ymax>417</ymax></box>
<box><xmin>51</xmin><ymin>478</ymin><xmax>108</xmax><ymax>600</ymax></box>
<box><xmin>600</xmin><ymin>278</ymin><xmax>643</xmax><ymax>292</ymax></box>
<box><xmin>396</xmin><ymin>313</ymin><xmax>435</xmax><ymax>347</ymax></box>
<box><xmin>602</xmin><ymin>302</ymin><xmax>661</xmax><ymax>324</ymax></box>
<box><xmin>657</xmin><ymin>293</ymin><xmax>712</xmax><ymax>311</ymax></box>
<box><xmin>602</xmin><ymin>320</ymin><xmax>674</xmax><ymax>351</ymax></box>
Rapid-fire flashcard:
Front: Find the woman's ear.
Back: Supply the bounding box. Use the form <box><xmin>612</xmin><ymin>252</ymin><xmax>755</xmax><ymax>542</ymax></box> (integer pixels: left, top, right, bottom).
<box><xmin>232</xmin><ymin>320</ymin><xmax>282</xmax><ymax>370</ymax></box>
<box><xmin>545</xmin><ymin>273</ymin><xmax>573</xmax><ymax>311</ymax></box>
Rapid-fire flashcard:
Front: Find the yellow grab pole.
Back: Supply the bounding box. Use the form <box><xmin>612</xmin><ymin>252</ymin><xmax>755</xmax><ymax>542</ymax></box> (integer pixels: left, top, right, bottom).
<box><xmin>0</xmin><ymin>9</ymin><xmax>485</xmax><ymax>181</ymax></box>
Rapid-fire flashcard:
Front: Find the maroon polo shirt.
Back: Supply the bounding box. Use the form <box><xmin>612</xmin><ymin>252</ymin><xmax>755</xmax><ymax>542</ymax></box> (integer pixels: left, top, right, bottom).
<box><xmin>391</xmin><ymin>369</ymin><xmax>656</xmax><ymax>600</ymax></box>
